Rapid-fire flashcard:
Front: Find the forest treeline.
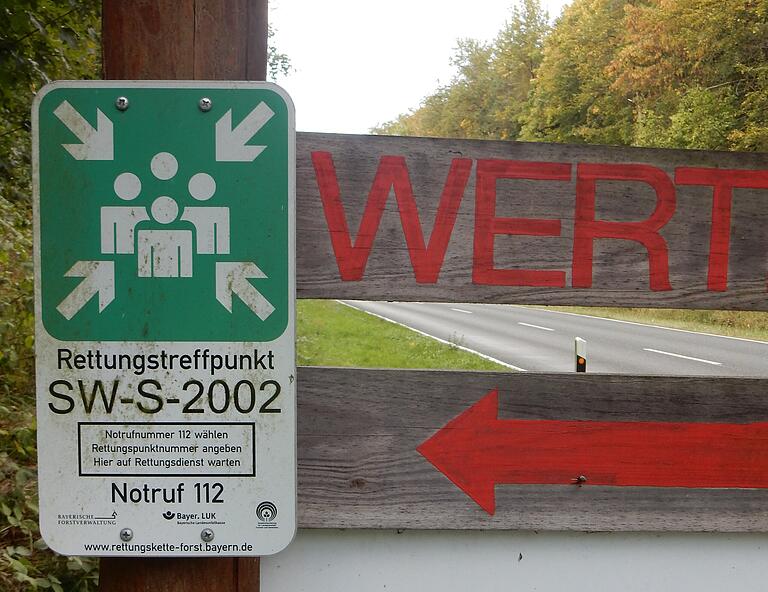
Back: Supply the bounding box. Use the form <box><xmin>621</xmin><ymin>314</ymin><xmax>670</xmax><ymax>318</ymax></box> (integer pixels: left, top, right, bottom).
<box><xmin>375</xmin><ymin>0</ymin><xmax>768</xmax><ymax>153</ymax></box>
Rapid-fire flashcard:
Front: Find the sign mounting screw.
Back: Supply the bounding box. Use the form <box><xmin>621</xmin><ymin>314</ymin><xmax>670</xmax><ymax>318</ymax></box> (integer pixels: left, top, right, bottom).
<box><xmin>199</xmin><ymin>97</ymin><xmax>213</xmax><ymax>112</ymax></box>
<box><xmin>115</xmin><ymin>96</ymin><xmax>129</xmax><ymax>111</ymax></box>
<box><xmin>200</xmin><ymin>528</ymin><xmax>215</xmax><ymax>542</ymax></box>
<box><xmin>119</xmin><ymin>528</ymin><xmax>134</xmax><ymax>542</ymax></box>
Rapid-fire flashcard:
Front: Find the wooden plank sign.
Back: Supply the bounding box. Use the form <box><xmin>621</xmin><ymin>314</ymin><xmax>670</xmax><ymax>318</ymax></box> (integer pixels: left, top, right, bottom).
<box><xmin>296</xmin><ymin>133</ymin><xmax>768</xmax><ymax>310</ymax></box>
<box><xmin>297</xmin><ymin>367</ymin><xmax>768</xmax><ymax>532</ymax></box>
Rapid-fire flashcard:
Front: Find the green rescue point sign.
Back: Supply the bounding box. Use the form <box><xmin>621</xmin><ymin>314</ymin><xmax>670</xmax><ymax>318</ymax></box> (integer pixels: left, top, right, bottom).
<box><xmin>33</xmin><ymin>81</ymin><xmax>296</xmax><ymax>558</ymax></box>
<box><xmin>36</xmin><ymin>82</ymin><xmax>291</xmax><ymax>341</ymax></box>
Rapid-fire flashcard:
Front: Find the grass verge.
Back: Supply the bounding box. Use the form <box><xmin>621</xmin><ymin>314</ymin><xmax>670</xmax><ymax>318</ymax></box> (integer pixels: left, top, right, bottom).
<box><xmin>298</xmin><ymin>300</ymin><xmax>507</xmax><ymax>370</ymax></box>
<box><xmin>542</xmin><ymin>307</ymin><xmax>768</xmax><ymax>342</ymax></box>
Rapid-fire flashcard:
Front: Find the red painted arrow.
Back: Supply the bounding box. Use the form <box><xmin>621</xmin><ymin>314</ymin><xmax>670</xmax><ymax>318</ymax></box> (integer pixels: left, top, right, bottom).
<box><xmin>417</xmin><ymin>389</ymin><xmax>768</xmax><ymax>515</ymax></box>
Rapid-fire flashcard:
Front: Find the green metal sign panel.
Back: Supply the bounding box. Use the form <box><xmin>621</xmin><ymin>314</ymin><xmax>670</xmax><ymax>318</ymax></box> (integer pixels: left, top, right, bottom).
<box><xmin>37</xmin><ymin>84</ymin><xmax>290</xmax><ymax>341</ymax></box>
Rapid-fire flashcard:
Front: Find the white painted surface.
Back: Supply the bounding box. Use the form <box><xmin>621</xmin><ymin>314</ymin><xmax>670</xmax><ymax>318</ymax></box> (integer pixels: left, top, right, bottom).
<box><xmin>518</xmin><ymin>322</ymin><xmax>555</xmax><ymax>331</ymax></box>
<box><xmin>262</xmin><ymin>530</ymin><xmax>768</xmax><ymax>591</ymax></box>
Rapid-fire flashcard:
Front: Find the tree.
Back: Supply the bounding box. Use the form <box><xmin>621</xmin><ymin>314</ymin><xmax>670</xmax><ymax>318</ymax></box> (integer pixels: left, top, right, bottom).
<box><xmin>521</xmin><ymin>0</ymin><xmax>768</xmax><ymax>151</ymax></box>
<box><xmin>374</xmin><ymin>0</ymin><xmax>550</xmax><ymax>140</ymax></box>
<box><xmin>378</xmin><ymin>0</ymin><xmax>768</xmax><ymax>152</ymax></box>
<box><xmin>1</xmin><ymin>4</ymin><xmax>101</xmax><ymax>586</ymax></box>
<box><xmin>0</xmin><ymin>0</ymin><xmax>100</xmax><ymax>205</ymax></box>
<box><xmin>519</xmin><ymin>0</ymin><xmax>633</xmax><ymax>145</ymax></box>
<box><xmin>609</xmin><ymin>0</ymin><xmax>768</xmax><ymax>151</ymax></box>
<box><xmin>0</xmin><ymin>0</ymin><xmax>101</xmax><ymax>407</ymax></box>
<box><xmin>1</xmin><ymin>0</ymin><xmax>101</xmax><ymax>413</ymax></box>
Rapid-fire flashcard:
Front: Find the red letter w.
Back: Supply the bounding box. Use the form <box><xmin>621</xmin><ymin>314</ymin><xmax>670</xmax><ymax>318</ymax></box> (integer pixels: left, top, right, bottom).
<box><xmin>312</xmin><ymin>152</ymin><xmax>472</xmax><ymax>282</ymax></box>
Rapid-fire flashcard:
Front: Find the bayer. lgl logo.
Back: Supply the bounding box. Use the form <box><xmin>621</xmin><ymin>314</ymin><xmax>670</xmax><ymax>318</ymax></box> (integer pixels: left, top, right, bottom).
<box><xmin>256</xmin><ymin>501</ymin><xmax>277</xmax><ymax>527</ymax></box>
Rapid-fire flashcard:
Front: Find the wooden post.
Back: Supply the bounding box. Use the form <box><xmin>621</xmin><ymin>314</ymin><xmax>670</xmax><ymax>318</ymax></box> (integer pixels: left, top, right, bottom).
<box><xmin>98</xmin><ymin>558</ymin><xmax>259</xmax><ymax>592</ymax></box>
<box><xmin>102</xmin><ymin>0</ymin><xmax>268</xmax><ymax>80</ymax></box>
<box><xmin>98</xmin><ymin>1</ymin><xmax>267</xmax><ymax>590</ymax></box>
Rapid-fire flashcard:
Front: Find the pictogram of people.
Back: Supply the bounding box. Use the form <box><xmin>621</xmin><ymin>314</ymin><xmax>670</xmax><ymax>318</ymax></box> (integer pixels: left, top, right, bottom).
<box><xmin>137</xmin><ymin>195</ymin><xmax>193</xmax><ymax>277</ymax></box>
<box><xmin>100</xmin><ymin>151</ymin><xmax>231</xmax><ymax>278</ymax></box>
<box><xmin>181</xmin><ymin>172</ymin><xmax>230</xmax><ymax>254</ymax></box>
<box><xmin>101</xmin><ymin>172</ymin><xmax>149</xmax><ymax>254</ymax></box>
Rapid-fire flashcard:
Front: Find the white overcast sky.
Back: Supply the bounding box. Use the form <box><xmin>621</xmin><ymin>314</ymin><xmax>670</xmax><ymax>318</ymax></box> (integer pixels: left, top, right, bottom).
<box><xmin>271</xmin><ymin>0</ymin><xmax>571</xmax><ymax>134</ymax></box>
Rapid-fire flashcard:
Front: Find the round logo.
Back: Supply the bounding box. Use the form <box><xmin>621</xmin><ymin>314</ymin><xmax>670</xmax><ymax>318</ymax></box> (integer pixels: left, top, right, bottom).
<box><xmin>256</xmin><ymin>501</ymin><xmax>277</xmax><ymax>522</ymax></box>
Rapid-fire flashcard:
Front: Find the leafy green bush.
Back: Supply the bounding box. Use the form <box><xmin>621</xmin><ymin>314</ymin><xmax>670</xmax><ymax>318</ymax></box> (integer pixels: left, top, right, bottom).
<box><xmin>0</xmin><ymin>196</ymin><xmax>98</xmax><ymax>590</ymax></box>
<box><xmin>0</xmin><ymin>425</ymin><xmax>98</xmax><ymax>592</ymax></box>
<box><xmin>1</xmin><ymin>2</ymin><xmax>101</xmax><ymax>589</ymax></box>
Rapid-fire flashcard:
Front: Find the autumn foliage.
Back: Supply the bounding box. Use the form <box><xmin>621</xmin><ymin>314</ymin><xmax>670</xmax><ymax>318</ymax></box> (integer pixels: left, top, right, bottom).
<box><xmin>376</xmin><ymin>0</ymin><xmax>768</xmax><ymax>153</ymax></box>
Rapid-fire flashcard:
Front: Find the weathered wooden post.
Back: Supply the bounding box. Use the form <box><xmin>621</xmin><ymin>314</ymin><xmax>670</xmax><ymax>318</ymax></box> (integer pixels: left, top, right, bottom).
<box><xmin>98</xmin><ymin>2</ymin><xmax>268</xmax><ymax>589</ymax></box>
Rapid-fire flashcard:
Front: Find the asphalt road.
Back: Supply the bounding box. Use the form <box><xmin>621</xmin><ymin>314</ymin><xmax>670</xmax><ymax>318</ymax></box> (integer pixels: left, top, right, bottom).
<box><xmin>341</xmin><ymin>301</ymin><xmax>768</xmax><ymax>377</ymax></box>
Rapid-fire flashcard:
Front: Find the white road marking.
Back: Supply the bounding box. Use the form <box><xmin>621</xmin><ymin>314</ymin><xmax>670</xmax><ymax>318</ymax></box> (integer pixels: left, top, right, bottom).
<box><xmin>643</xmin><ymin>348</ymin><xmax>722</xmax><ymax>366</ymax></box>
<box><xmin>518</xmin><ymin>322</ymin><xmax>554</xmax><ymax>332</ymax></box>
<box><xmin>450</xmin><ymin>308</ymin><xmax>473</xmax><ymax>314</ymax></box>
<box><xmin>337</xmin><ymin>301</ymin><xmax>526</xmax><ymax>372</ymax></box>
<box><xmin>518</xmin><ymin>306</ymin><xmax>768</xmax><ymax>345</ymax></box>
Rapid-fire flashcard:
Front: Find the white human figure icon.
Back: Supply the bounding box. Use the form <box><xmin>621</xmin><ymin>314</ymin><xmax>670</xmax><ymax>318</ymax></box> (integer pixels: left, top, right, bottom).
<box><xmin>180</xmin><ymin>172</ymin><xmax>230</xmax><ymax>254</ymax></box>
<box><xmin>137</xmin><ymin>196</ymin><xmax>193</xmax><ymax>278</ymax></box>
<box><xmin>101</xmin><ymin>172</ymin><xmax>149</xmax><ymax>254</ymax></box>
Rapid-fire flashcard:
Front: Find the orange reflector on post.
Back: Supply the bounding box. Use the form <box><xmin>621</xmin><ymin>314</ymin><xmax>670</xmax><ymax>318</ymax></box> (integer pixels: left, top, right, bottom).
<box><xmin>575</xmin><ymin>338</ymin><xmax>587</xmax><ymax>372</ymax></box>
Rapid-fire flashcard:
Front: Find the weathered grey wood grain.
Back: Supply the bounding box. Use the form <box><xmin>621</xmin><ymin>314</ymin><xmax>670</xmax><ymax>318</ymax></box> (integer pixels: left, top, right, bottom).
<box><xmin>296</xmin><ymin>133</ymin><xmax>768</xmax><ymax>310</ymax></box>
<box><xmin>297</xmin><ymin>366</ymin><xmax>768</xmax><ymax>532</ymax></box>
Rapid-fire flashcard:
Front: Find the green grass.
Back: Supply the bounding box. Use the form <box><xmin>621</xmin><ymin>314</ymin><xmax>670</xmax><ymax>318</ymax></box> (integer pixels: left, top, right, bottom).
<box><xmin>542</xmin><ymin>306</ymin><xmax>768</xmax><ymax>342</ymax></box>
<box><xmin>297</xmin><ymin>300</ymin><xmax>507</xmax><ymax>370</ymax></box>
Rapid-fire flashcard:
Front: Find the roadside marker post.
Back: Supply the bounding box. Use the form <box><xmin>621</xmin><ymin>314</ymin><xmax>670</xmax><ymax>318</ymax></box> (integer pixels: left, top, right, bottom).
<box><xmin>575</xmin><ymin>337</ymin><xmax>587</xmax><ymax>372</ymax></box>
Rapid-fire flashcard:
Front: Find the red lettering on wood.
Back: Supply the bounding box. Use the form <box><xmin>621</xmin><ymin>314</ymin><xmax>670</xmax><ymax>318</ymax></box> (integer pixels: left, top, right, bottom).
<box><xmin>312</xmin><ymin>152</ymin><xmax>472</xmax><ymax>282</ymax></box>
<box><xmin>473</xmin><ymin>160</ymin><xmax>570</xmax><ymax>287</ymax></box>
<box><xmin>676</xmin><ymin>167</ymin><xmax>768</xmax><ymax>291</ymax></box>
<box><xmin>573</xmin><ymin>164</ymin><xmax>676</xmax><ymax>290</ymax></box>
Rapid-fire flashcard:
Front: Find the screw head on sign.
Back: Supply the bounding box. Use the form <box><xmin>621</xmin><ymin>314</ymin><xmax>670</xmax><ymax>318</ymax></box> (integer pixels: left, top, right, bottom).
<box><xmin>201</xmin><ymin>528</ymin><xmax>215</xmax><ymax>542</ymax></box>
<box><xmin>115</xmin><ymin>96</ymin><xmax>129</xmax><ymax>111</ymax></box>
<box><xmin>119</xmin><ymin>528</ymin><xmax>133</xmax><ymax>542</ymax></box>
<box><xmin>199</xmin><ymin>97</ymin><xmax>213</xmax><ymax>112</ymax></box>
